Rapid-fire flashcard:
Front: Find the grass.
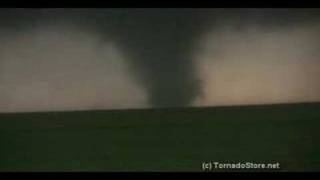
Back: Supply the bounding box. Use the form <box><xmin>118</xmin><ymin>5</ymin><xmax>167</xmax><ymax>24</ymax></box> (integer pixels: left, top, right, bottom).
<box><xmin>0</xmin><ymin>102</ymin><xmax>320</xmax><ymax>171</ymax></box>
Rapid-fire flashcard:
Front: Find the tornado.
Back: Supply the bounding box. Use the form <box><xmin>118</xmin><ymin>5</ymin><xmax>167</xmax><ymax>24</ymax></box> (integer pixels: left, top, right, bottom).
<box><xmin>107</xmin><ymin>9</ymin><xmax>206</xmax><ymax>107</ymax></box>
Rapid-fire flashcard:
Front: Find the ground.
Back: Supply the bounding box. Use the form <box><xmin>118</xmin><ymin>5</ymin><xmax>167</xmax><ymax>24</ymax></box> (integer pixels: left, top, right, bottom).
<box><xmin>0</xmin><ymin>103</ymin><xmax>319</xmax><ymax>171</ymax></box>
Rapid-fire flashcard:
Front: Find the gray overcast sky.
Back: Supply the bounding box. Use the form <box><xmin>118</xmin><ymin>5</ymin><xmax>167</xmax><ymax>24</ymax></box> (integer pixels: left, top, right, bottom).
<box><xmin>0</xmin><ymin>8</ymin><xmax>320</xmax><ymax>112</ymax></box>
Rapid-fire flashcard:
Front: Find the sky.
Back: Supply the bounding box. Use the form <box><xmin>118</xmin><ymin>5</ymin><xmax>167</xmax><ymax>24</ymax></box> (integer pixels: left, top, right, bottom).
<box><xmin>0</xmin><ymin>8</ymin><xmax>320</xmax><ymax>112</ymax></box>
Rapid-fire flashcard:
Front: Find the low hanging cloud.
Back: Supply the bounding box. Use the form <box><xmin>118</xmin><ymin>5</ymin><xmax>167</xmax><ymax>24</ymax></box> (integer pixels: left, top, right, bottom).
<box><xmin>194</xmin><ymin>21</ymin><xmax>320</xmax><ymax>106</ymax></box>
<box><xmin>0</xmin><ymin>23</ymin><xmax>149</xmax><ymax>112</ymax></box>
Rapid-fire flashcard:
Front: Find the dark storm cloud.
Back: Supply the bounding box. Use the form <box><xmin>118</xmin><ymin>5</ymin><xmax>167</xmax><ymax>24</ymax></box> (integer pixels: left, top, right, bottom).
<box><xmin>0</xmin><ymin>8</ymin><xmax>209</xmax><ymax>108</ymax></box>
<box><xmin>1</xmin><ymin>9</ymin><xmax>212</xmax><ymax>107</ymax></box>
<box><xmin>1</xmin><ymin>8</ymin><xmax>320</xmax><ymax>111</ymax></box>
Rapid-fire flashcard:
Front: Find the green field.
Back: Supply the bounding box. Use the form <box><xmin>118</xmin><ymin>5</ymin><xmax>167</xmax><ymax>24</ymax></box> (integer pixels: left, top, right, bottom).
<box><xmin>0</xmin><ymin>103</ymin><xmax>320</xmax><ymax>171</ymax></box>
